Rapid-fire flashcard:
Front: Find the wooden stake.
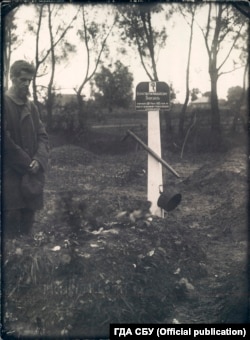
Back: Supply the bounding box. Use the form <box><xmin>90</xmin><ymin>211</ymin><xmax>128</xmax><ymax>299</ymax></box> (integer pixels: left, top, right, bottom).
<box><xmin>147</xmin><ymin>111</ymin><xmax>163</xmax><ymax>217</ymax></box>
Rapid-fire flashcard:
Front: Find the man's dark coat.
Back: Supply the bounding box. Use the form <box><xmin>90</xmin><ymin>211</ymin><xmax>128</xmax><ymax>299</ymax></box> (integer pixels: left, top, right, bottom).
<box><xmin>3</xmin><ymin>89</ymin><xmax>49</xmax><ymax>210</ymax></box>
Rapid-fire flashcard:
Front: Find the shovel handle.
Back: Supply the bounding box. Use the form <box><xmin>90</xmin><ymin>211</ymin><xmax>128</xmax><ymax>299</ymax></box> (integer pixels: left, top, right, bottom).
<box><xmin>127</xmin><ymin>129</ymin><xmax>180</xmax><ymax>178</ymax></box>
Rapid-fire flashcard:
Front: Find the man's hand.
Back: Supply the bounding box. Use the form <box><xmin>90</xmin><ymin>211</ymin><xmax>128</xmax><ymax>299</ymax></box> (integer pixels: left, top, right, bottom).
<box><xmin>29</xmin><ymin>159</ymin><xmax>40</xmax><ymax>174</ymax></box>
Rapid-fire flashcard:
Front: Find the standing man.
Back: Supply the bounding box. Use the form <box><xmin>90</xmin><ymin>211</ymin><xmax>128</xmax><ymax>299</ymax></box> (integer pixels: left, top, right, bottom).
<box><xmin>3</xmin><ymin>60</ymin><xmax>49</xmax><ymax>238</ymax></box>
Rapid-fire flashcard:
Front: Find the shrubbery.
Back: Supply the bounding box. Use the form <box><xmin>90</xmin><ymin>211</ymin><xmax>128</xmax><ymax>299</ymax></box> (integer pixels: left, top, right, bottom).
<box><xmin>51</xmin><ymin>103</ymin><xmax>80</xmax><ymax>133</ymax></box>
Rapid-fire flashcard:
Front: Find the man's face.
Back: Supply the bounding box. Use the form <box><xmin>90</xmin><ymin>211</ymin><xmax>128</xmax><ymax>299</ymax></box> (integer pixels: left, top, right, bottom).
<box><xmin>12</xmin><ymin>70</ymin><xmax>33</xmax><ymax>99</ymax></box>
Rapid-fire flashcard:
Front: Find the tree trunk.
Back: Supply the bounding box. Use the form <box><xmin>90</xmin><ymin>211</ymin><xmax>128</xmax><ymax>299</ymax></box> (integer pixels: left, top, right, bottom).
<box><xmin>178</xmin><ymin>7</ymin><xmax>195</xmax><ymax>137</ymax></box>
<box><xmin>32</xmin><ymin>74</ymin><xmax>41</xmax><ymax>116</ymax></box>
<box><xmin>179</xmin><ymin>97</ymin><xmax>189</xmax><ymax>138</ymax></box>
<box><xmin>45</xmin><ymin>94</ymin><xmax>54</xmax><ymax>130</ymax></box>
<box><xmin>231</xmin><ymin>55</ymin><xmax>249</xmax><ymax>133</ymax></box>
<box><xmin>210</xmin><ymin>75</ymin><xmax>221</xmax><ymax>148</ymax></box>
<box><xmin>4</xmin><ymin>38</ymin><xmax>11</xmax><ymax>89</ymax></box>
<box><xmin>76</xmin><ymin>92</ymin><xmax>87</xmax><ymax>131</ymax></box>
<box><xmin>46</xmin><ymin>4</ymin><xmax>56</xmax><ymax>131</ymax></box>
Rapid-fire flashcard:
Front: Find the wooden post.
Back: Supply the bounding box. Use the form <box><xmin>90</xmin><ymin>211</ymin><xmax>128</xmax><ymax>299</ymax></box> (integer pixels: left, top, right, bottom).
<box><xmin>135</xmin><ymin>81</ymin><xmax>171</xmax><ymax>218</ymax></box>
<box><xmin>147</xmin><ymin>110</ymin><xmax>163</xmax><ymax>217</ymax></box>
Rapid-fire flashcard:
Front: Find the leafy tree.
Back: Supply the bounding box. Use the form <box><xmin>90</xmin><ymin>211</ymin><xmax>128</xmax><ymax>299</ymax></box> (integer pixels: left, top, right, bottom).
<box><xmin>197</xmin><ymin>3</ymin><xmax>247</xmax><ymax>147</ymax></box>
<box><xmin>117</xmin><ymin>4</ymin><xmax>173</xmax><ymax>140</ymax></box>
<box><xmin>229</xmin><ymin>26</ymin><xmax>249</xmax><ymax>132</ymax></box>
<box><xmin>227</xmin><ymin>86</ymin><xmax>247</xmax><ymax>132</ymax></box>
<box><xmin>3</xmin><ymin>7</ymin><xmax>21</xmax><ymax>89</ymax></box>
<box><xmin>237</xmin><ymin>29</ymin><xmax>249</xmax><ymax>104</ymax></box>
<box><xmin>190</xmin><ymin>88</ymin><xmax>201</xmax><ymax>102</ymax></box>
<box><xmin>117</xmin><ymin>3</ymin><xmax>168</xmax><ymax>81</ymax></box>
<box><xmin>45</xmin><ymin>4</ymin><xmax>78</xmax><ymax>128</ymax></box>
<box><xmin>25</xmin><ymin>4</ymin><xmax>78</xmax><ymax>126</ymax></box>
<box><xmin>91</xmin><ymin>61</ymin><xmax>134</xmax><ymax>112</ymax></box>
<box><xmin>178</xmin><ymin>4</ymin><xmax>197</xmax><ymax>136</ymax></box>
<box><xmin>203</xmin><ymin>91</ymin><xmax>211</xmax><ymax>98</ymax></box>
<box><xmin>74</xmin><ymin>4</ymin><xmax>116</xmax><ymax>131</ymax></box>
<box><xmin>227</xmin><ymin>86</ymin><xmax>243</xmax><ymax>108</ymax></box>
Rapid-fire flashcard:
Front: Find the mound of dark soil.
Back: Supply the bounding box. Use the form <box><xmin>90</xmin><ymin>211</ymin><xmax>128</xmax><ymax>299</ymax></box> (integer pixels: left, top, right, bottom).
<box><xmin>2</xmin><ymin>144</ymin><xmax>248</xmax><ymax>338</ymax></box>
<box><xmin>50</xmin><ymin>144</ymin><xmax>97</xmax><ymax>166</ymax></box>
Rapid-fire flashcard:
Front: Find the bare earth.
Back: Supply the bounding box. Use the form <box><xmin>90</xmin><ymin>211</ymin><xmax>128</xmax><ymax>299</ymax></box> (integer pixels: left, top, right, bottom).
<box><xmin>2</xmin><ymin>136</ymin><xmax>249</xmax><ymax>338</ymax></box>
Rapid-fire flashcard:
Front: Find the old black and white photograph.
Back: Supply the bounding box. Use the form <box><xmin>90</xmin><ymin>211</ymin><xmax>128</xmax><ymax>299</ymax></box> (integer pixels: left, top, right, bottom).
<box><xmin>1</xmin><ymin>0</ymin><xmax>249</xmax><ymax>338</ymax></box>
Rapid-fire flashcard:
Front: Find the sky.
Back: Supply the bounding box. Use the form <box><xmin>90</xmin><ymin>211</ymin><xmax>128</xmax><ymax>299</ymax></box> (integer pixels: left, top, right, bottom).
<box><xmin>7</xmin><ymin>2</ymin><xmax>247</xmax><ymax>102</ymax></box>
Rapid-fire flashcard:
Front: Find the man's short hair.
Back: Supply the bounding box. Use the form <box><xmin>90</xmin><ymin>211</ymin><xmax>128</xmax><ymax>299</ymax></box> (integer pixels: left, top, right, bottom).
<box><xmin>10</xmin><ymin>60</ymin><xmax>35</xmax><ymax>79</ymax></box>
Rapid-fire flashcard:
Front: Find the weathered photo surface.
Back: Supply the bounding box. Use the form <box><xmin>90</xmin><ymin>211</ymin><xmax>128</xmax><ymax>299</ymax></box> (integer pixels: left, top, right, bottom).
<box><xmin>1</xmin><ymin>0</ymin><xmax>249</xmax><ymax>338</ymax></box>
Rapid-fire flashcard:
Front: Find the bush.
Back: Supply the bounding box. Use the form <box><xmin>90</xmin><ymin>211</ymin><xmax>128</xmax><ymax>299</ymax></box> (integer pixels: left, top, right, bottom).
<box><xmin>51</xmin><ymin>102</ymin><xmax>80</xmax><ymax>133</ymax></box>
